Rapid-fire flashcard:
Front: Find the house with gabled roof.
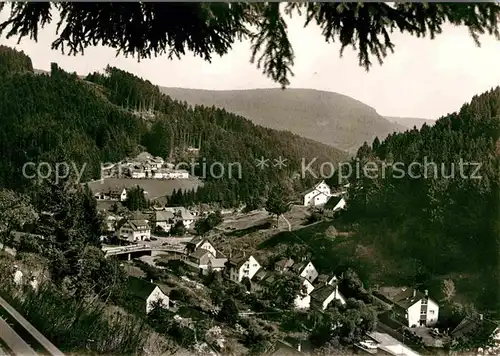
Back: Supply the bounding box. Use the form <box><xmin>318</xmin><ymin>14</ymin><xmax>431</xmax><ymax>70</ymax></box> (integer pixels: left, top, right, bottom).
<box><xmin>265</xmin><ymin>340</ymin><xmax>304</xmax><ymax>356</ymax></box>
<box><xmin>185</xmin><ymin>236</ymin><xmax>217</xmax><ymax>257</ymax></box>
<box><xmin>310</xmin><ymin>284</ymin><xmax>346</xmax><ymax>310</ymax></box>
<box><xmin>117</xmin><ymin>219</ymin><xmax>151</xmax><ymax>242</ymax></box>
<box><xmin>303</xmin><ymin>180</ymin><xmax>332</xmax><ymax>207</ymax></box>
<box><xmin>225</xmin><ymin>253</ymin><xmax>261</xmax><ymax>283</ymax></box>
<box><xmin>126</xmin><ymin>276</ymin><xmax>169</xmax><ymax>314</ymax></box>
<box><xmin>291</xmin><ymin>261</ymin><xmax>318</xmax><ymax>283</ymax></box>
<box><xmin>378</xmin><ymin>287</ymin><xmax>439</xmax><ymax>328</ymax></box>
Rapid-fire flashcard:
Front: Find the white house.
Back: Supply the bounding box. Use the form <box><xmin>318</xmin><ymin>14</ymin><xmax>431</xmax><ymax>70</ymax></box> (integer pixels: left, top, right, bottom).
<box><xmin>127</xmin><ymin>277</ymin><xmax>169</xmax><ymax>314</ymax></box>
<box><xmin>301</xmin><ymin>277</ymin><xmax>315</xmax><ymax>295</ymax></box>
<box><xmin>310</xmin><ymin>284</ymin><xmax>346</xmax><ymax>310</ymax></box>
<box><xmin>303</xmin><ymin>180</ymin><xmax>332</xmax><ymax>207</ymax></box>
<box><xmin>379</xmin><ymin>287</ymin><xmax>439</xmax><ymax>328</ymax></box>
<box><xmin>226</xmin><ymin>254</ymin><xmax>261</xmax><ymax>282</ymax></box>
<box><xmin>118</xmin><ymin>219</ymin><xmax>151</xmax><ymax>242</ymax></box>
<box><xmin>292</xmin><ymin>261</ymin><xmax>319</xmax><ymax>283</ymax></box>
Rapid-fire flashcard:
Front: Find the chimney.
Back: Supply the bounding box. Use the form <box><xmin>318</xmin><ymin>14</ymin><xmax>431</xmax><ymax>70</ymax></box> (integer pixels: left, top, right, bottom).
<box><xmin>297</xmin><ymin>342</ymin><xmax>301</xmax><ymax>353</ymax></box>
<box><xmin>243</xmin><ymin>250</ymin><xmax>246</xmax><ymax>257</ymax></box>
<box><xmin>479</xmin><ymin>314</ymin><xmax>483</xmax><ymax>321</ymax></box>
<box><xmin>413</xmin><ymin>289</ymin><xmax>417</xmax><ymax>298</ymax></box>
<box><xmin>424</xmin><ymin>289</ymin><xmax>428</xmax><ymax>297</ymax></box>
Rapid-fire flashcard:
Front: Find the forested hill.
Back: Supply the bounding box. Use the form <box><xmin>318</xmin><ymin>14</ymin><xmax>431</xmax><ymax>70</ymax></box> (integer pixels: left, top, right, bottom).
<box><xmin>0</xmin><ymin>46</ymin><xmax>347</xmax><ymax>205</ymax></box>
<box><xmin>159</xmin><ymin>87</ymin><xmax>406</xmax><ymax>153</ymax></box>
<box><xmin>342</xmin><ymin>87</ymin><xmax>500</xmax><ymax>311</ymax></box>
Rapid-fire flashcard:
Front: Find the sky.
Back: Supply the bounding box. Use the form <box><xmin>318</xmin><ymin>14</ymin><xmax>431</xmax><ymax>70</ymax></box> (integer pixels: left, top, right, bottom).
<box><xmin>1</xmin><ymin>9</ymin><xmax>500</xmax><ymax>119</ymax></box>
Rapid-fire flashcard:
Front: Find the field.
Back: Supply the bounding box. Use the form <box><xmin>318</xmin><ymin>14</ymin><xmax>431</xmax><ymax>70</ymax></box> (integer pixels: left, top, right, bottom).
<box><xmin>86</xmin><ymin>177</ymin><xmax>203</xmax><ymax>200</ymax></box>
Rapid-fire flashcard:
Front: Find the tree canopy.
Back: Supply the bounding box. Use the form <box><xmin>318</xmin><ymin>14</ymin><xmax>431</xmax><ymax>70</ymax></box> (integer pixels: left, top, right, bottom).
<box><xmin>1</xmin><ymin>3</ymin><xmax>499</xmax><ymax>87</ymax></box>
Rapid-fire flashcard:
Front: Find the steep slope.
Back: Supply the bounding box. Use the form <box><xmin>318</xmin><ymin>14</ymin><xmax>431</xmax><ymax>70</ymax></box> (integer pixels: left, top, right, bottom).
<box><xmin>159</xmin><ymin>87</ymin><xmax>406</xmax><ymax>153</ymax></box>
<box><xmin>385</xmin><ymin>116</ymin><xmax>435</xmax><ymax>129</ymax></box>
<box><xmin>0</xmin><ymin>46</ymin><xmax>347</xmax><ymax>207</ymax></box>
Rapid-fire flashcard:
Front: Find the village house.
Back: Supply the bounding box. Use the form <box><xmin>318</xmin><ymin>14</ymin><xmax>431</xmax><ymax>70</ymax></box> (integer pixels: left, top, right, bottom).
<box><xmin>291</xmin><ymin>261</ymin><xmax>319</xmax><ymax>283</ymax></box>
<box><xmin>303</xmin><ymin>180</ymin><xmax>332</xmax><ymax>207</ymax></box>
<box><xmin>185</xmin><ymin>237</ymin><xmax>217</xmax><ymax>256</ymax></box>
<box><xmin>310</xmin><ymin>284</ymin><xmax>346</xmax><ymax>311</ymax></box>
<box><xmin>94</xmin><ymin>186</ymin><xmax>128</xmax><ymax>201</ymax></box>
<box><xmin>152</xmin><ymin>210</ymin><xmax>175</xmax><ymax>232</ymax></box>
<box><xmin>183</xmin><ymin>236</ymin><xmax>227</xmax><ymax>274</ymax></box>
<box><xmin>207</xmin><ymin>258</ymin><xmax>227</xmax><ymax>274</ymax></box>
<box><xmin>274</xmin><ymin>258</ymin><xmax>295</xmax><ymax>273</ymax></box>
<box><xmin>126</xmin><ymin>276</ymin><xmax>169</xmax><ymax>314</ymax></box>
<box><xmin>226</xmin><ymin>253</ymin><xmax>261</xmax><ymax>283</ymax></box>
<box><xmin>184</xmin><ymin>249</ymin><xmax>215</xmax><ymax>271</ymax></box>
<box><xmin>117</xmin><ymin>219</ymin><xmax>151</xmax><ymax>242</ymax></box>
<box><xmin>265</xmin><ymin>340</ymin><xmax>305</xmax><ymax>356</ymax></box>
<box><xmin>378</xmin><ymin>287</ymin><xmax>439</xmax><ymax>328</ymax></box>
<box><xmin>164</xmin><ymin>207</ymin><xmax>196</xmax><ymax>229</ymax></box>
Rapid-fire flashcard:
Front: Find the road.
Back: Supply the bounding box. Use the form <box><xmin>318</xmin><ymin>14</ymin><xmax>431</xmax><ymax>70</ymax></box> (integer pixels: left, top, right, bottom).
<box><xmin>0</xmin><ymin>317</ymin><xmax>37</xmax><ymax>356</ymax></box>
<box><xmin>0</xmin><ymin>296</ymin><xmax>64</xmax><ymax>356</ymax></box>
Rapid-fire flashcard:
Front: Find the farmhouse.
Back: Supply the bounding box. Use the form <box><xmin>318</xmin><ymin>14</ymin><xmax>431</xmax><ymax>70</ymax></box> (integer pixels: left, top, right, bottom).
<box><xmin>226</xmin><ymin>253</ymin><xmax>261</xmax><ymax>283</ymax></box>
<box><xmin>126</xmin><ymin>276</ymin><xmax>169</xmax><ymax>314</ymax></box>
<box><xmin>117</xmin><ymin>219</ymin><xmax>151</xmax><ymax>242</ymax></box>
<box><xmin>310</xmin><ymin>284</ymin><xmax>346</xmax><ymax>311</ymax></box>
<box><xmin>292</xmin><ymin>261</ymin><xmax>319</xmax><ymax>283</ymax></box>
<box><xmin>303</xmin><ymin>180</ymin><xmax>332</xmax><ymax>207</ymax></box>
<box><xmin>378</xmin><ymin>287</ymin><xmax>439</xmax><ymax>328</ymax></box>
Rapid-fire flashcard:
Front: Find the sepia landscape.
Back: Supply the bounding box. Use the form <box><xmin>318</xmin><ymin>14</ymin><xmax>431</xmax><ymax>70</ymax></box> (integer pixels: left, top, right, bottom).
<box><xmin>0</xmin><ymin>3</ymin><xmax>499</xmax><ymax>356</ymax></box>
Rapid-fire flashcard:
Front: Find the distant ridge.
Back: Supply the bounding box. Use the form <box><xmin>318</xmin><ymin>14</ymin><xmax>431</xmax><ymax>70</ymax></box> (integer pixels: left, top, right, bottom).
<box><xmin>159</xmin><ymin>87</ymin><xmax>406</xmax><ymax>153</ymax></box>
<box><xmin>385</xmin><ymin>116</ymin><xmax>435</xmax><ymax>130</ymax></box>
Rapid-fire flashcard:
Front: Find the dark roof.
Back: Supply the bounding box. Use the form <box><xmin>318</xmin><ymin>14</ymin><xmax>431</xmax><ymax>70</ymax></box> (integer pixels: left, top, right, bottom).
<box><xmin>109</xmin><ymin>186</ymin><xmax>126</xmax><ymax>195</ymax></box>
<box><xmin>310</xmin><ymin>285</ymin><xmax>337</xmax><ymax>303</ymax></box>
<box><xmin>266</xmin><ymin>340</ymin><xmax>304</xmax><ymax>356</ymax></box>
<box><xmin>324</xmin><ymin>196</ymin><xmax>344</xmax><ymax>210</ymax></box>
<box><xmin>379</xmin><ymin>287</ymin><xmax>431</xmax><ymax>309</ymax></box>
<box><xmin>127</xmin><ymin>277</ymin><xmax>159</xmax><ymax>300</ymax></box>
<box><xmin>451</xmin><ymin>316</ymin><xmax>499</xmax><ymax>339</ymax></box>
<box><xmin>227</xmin><ymin>253</ymin><xmax>252</xmax><ymax>268</ymax></box>
<box><xmin>316</xmin><ymin>274</ymin><xmax>329</xmax><ymax>284</ymax></box>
